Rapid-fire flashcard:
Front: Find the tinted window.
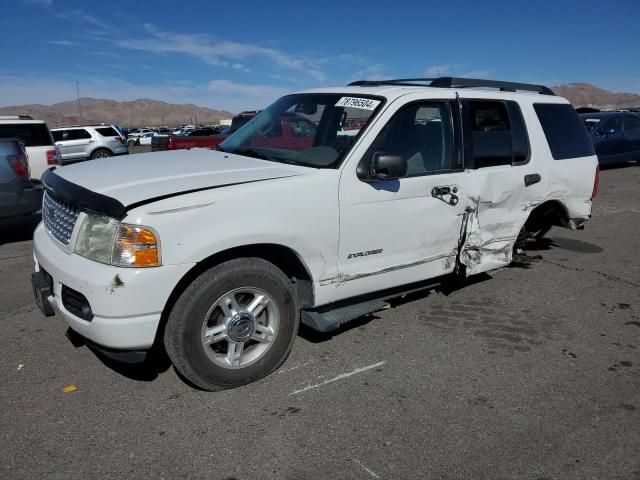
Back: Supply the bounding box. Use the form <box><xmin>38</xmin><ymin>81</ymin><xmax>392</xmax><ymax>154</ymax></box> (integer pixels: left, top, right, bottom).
<box><xmin>96</xmin><ymin>127</ymin><xmax>119</xmax><ymax>137</ymax></box>
<box><xmin>623</xmin><ymin>116</ymin><xmax>640</xmax><ymax>139</ymax></box>
<box><xmin>51</xmin><ymin>130</ymin><xmax>64</xmax><ymax>142</ymax></box>
<box><xmin>507</xmin><ymin>102</ymin><xmax>530</xmax><ymax>165</ymax></box>
<box><xmin>468</xmin><ymin>101</ymin><xmax>513</xmax><ymax>167</ymax></box>
<box><xmin>62</xmin><ymin>129</ymin><xmax>92</xmax><ymax>141</ymax></box>
<box><xmin>0</xmin><ymin>123</ymin><xmax>53</xmax><ymax>147</ymax></box>
<box><xmin>362</xmin><ymin>102</ymin><xmax>454</xmax><ymax>176</ymax></box>
<box><xmin>534</xmin><ymin>104</ymin><xmax>595</xmax><ymax>160</ymax></box>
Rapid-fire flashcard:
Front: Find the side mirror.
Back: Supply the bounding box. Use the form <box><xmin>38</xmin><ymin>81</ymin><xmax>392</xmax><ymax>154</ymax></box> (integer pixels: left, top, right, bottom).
<box><xmin>359</xmin><ymin>152</ymin><xmax>408</xmax><ymax>181</ymax></box>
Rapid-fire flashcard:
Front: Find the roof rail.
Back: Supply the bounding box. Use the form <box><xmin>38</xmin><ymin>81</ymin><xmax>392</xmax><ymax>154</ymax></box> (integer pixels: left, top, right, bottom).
<box><xmin>348</xmin><ymin>77</ymin><xmax>555</xmax><ymax>95</ymax></box>
<box><xmin>0</xmin><ymin>115</ymin><xmax>34</xmax><ymax>120</ymax></box>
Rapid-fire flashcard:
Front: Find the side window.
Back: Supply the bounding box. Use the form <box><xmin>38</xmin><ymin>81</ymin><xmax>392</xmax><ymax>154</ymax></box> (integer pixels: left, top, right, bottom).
<box><xmin>362</xmin><ymin>101</ymin><xmax>454</xmax><ymax>176</ymax></box>
<box><xmin>600</xmin><ymin>117</ymin><xmax>622</xmax><ymax>135</ymax></box>
<box><xmin>52</xmin><ymin>130</ymin><xmax>63</xmax><ymax>142</ymax></box>
<box><xmin>67</xmin><ymin>129</ymin><xmax>92</xmax><ymax>140</ymax></box>
<box><xmin>468</xmin><ymin>100</ymin><xmax>513</xmax><ymax>168</ymax></box>
<box><xmin>507</xmin><ymin>102</ymin><xmax>530</xmax><ymax>165</ymax></box>
<box><xmin>533</xmin><ymin>104</ymin><xmax>595</xmax><ymax>160</ymax></box>
<box><xmin>623</xmin><ymin>116</ymin><xmax>640</xmax><ymax>140</ymax></box>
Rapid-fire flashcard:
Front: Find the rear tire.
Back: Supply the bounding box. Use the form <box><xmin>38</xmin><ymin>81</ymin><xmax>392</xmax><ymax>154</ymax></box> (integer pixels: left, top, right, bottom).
<box><xmin>164</xmin><ymin>258</ymin><xmax>299</xmax><ymax>391</ymax></box>
<box><xmin>90</xmin><ymin>148</ymin><xmax>112</xmax><ymax>160</ymax></box>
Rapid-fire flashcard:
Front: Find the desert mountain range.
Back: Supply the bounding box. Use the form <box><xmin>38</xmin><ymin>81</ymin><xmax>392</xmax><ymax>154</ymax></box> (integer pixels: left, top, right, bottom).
<box><xmin>0</xmin><ymin>83</ymin><xmax>638</xmax><ymax>128</ymax></box>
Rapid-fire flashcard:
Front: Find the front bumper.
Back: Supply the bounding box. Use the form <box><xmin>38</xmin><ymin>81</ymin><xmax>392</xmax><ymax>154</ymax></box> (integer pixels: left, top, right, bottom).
<box><xmin>33</xmin><ymin>223</ymin><xmax>194</xmax><ymax>350</ymax></box>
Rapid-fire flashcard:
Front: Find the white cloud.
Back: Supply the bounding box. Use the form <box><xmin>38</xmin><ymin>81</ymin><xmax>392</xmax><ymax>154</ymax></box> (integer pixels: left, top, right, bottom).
<box><xmin>24</xmin><ymin>0</ymin><xmax>52</xmax><ymax>6</ymax></box>
<box><xmin>48</xmin><ymin>40</ymin><xmax>74</xmax><ymax>46</ymax></box>
<box><xmin>425</xmin><ymin>64</ymin><xmax>494</xmax><ymax>79</ymax></box>
<box><xmin>208</xmin><ymin>80</ymin><xmax>289</xmax><ymax>108</ymax></box>
<box><xmin>115</xmin><ymin>24</ymin><xmax>326</xmax><ymax>81</ymax></box>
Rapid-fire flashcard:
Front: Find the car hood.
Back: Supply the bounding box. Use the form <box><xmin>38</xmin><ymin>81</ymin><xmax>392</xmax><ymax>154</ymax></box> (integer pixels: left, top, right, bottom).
<box><xmin>52</xmin><ymin>148</ymin><xmax>314</xmax><ymax>209</ymax></box>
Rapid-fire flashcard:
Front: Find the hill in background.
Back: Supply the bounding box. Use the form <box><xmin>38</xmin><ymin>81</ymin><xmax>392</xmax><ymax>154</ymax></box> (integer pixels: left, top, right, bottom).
<box><xmin>0</xmin><ymin>83</ymin><xmax>638</xmax><ymax>128</ymax></box>
<box><xmin>551</xmin><ymin>83</ymin><xmax>640</xmax><ymax>109</ymax></box>
<box><xmin>0</xmin><ymin>98</ymin><xmax>234</xmax><ymax>128</ymax></box>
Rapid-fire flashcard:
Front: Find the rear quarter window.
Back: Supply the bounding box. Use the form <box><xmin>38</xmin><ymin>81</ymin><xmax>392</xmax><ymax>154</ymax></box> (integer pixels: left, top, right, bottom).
<box><xmin>534</xmin><ymin>104</ymin><xmax>595</xmax><ymax>160</ymax></box>
<box><xmin>0</xmin><ymin>123</ymin><xmax>53</xmax><ymax>147</ymax></box>
<box><xmin>95</xmin><ymin>127</ymin><xmax>119</xmax><ymax>137</ymax></box>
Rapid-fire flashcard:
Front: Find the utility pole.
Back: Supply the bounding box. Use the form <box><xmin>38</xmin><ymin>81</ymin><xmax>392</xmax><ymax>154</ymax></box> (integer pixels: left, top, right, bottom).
<box><xmin>75</xmin><ymin>81</ymin><xmax>83</xmax><ymax>121</ymax></box>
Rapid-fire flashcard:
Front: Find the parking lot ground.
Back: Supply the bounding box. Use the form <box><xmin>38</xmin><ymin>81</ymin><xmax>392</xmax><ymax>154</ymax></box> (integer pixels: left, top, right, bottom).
<box><xmin>1</xmin><ymin>166</ymin><xmax>639</xmax><ymax>480</ymax></box>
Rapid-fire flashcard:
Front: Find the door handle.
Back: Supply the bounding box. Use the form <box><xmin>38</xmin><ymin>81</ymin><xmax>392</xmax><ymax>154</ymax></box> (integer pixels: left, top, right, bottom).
<box><xmin>524</xmin><ymin>174</ymin><xmax>541</xmax><ymax>187</ymax></box>
<box><xmin>431</xmin><ymin>186</ymin><xmax>459</xmax><ymax>206</ymax></box>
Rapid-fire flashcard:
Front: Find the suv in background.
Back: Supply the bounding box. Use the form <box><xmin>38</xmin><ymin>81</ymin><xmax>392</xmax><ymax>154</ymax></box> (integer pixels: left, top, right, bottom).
<box><xmin>51</xmin><ymin>125</ymin><xmax>128</xmax><ymax>163</ymax></box>
<box><xmin>580</xmin><ymin>112</ymin><xmax>640</xmax><ymax>165</ymax></box>
<box><xmin>0</xmin><ymin>116</ymin><xmax>60</xmax><ymax>180</ymax></box>
<box><xmin>0</xmin><ymin>139</ymin><xmax>43</xmax><ymax>218</ymax></box>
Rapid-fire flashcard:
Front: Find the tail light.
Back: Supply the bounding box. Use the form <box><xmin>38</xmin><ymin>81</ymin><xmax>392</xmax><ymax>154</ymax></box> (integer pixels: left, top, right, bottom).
<box><xmin>116</xmin><ymin>136</ymin><xmax>125</xmax><ymax>144</ymax></box>
<box><xmin>46</xmin><ymin>149</ymin><xmax>60</xmax><ymax>165</ymax></box>
<box><xmin>592</xmin><ymin>165</ymin><xmax>600</xmax><ymax>198</ymax></box>
<box><xmin>8</xmin><ymin>154</ymin><xmax>30</xmax><ymax>180</ymax></box>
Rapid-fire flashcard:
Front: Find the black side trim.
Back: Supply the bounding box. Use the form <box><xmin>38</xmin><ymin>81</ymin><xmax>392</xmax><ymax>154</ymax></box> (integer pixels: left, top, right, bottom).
<box><xmin>124</xmin><ymin>176</ymin><xmax>295</xmax><ymax>213</ymax></box>
<box><xmin>42</xmin><ymin>169</ymin><xmax>127</xmax><ymax>219</ymax></box>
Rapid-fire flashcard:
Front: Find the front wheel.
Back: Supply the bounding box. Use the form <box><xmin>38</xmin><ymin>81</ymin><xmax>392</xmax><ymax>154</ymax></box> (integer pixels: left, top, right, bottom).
<box><xmin>164</xmin><ymin>258</ymin><xmax>299</xmax><ymax>391</ymax></box>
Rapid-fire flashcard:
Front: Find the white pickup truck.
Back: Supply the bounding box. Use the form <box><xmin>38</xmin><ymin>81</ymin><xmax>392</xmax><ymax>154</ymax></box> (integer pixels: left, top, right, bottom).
<box><xmin>32</xmin><ymin>78</ymin><xmax>599</xmax><ymax>390</ymax></box>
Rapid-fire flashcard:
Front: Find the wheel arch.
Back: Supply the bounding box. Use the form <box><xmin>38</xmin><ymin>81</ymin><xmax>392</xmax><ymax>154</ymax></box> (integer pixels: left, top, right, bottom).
<box><xmin>526</xmin><ymin>199</ymin><xmax>570</xmax><ymax>230</ymax></box>
<box><xmin>90</xmin><ymin>147</ymin><xmax>113</xmax><ymax>158</ymax></box>
<box><xmin>155</xmin><ymin>243</ymin><xmax>315</xmax><ymax>347</ymax></box>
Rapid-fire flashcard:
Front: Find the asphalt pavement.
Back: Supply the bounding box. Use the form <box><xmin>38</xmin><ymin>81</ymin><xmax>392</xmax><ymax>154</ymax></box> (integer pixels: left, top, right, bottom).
<box><xmin>1</xmin><ymin>166</ymin><xmax>639</xmax><ymax>480</ymax></box>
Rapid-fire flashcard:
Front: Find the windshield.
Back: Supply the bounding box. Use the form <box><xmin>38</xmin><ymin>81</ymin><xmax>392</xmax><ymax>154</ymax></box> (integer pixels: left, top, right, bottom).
<box><xmin>219</xmin><ymin>93</ymin><xmax>385</xmax><ymax>168</ymax></box>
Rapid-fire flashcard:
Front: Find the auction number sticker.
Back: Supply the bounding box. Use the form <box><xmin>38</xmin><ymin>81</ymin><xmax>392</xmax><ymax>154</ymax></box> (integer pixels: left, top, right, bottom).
<box><xmin>335</xmin><ymin>97</ymin><xmax>381</xmax><ymax>110</ymax></box>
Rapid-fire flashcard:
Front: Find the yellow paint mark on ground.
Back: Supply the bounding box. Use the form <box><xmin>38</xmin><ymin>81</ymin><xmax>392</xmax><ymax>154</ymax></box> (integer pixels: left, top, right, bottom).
<box><xmin>63</xmin><ymin>385</ymin><xmax>77</xmax><ymax>393</ymax></box>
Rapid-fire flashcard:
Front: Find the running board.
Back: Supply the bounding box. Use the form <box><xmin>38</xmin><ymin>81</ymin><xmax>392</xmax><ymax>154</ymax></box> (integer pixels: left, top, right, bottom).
<box><xmin>301</xmin><ymin>299</ymin><xmax>390</xmax><ymax>333</ymax></box>
<box><xmin>300</xmin><ymin>278</ymin><xmax>444</xmax><ymax>333</ymax></box>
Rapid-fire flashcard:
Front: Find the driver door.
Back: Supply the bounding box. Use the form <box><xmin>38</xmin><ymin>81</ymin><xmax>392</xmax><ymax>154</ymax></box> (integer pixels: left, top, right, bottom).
<box><xmin>336</xmin><ymin>98</ymin><xmax>467</xmax><ymax>301</ymax></box>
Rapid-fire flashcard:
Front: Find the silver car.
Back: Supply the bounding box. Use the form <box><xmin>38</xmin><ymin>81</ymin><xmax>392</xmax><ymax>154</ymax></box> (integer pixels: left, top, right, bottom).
<box><xmin>51</xmin><ymin>125</ymin><xmax>128</xmax><ymax>163</ymax></box>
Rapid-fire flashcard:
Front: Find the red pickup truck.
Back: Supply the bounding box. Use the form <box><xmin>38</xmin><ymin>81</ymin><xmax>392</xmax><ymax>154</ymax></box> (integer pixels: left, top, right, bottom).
<box><xmin>166</xmin><ymin>113</ymin><xmax>317</xmax><ymax>152</ymax></box>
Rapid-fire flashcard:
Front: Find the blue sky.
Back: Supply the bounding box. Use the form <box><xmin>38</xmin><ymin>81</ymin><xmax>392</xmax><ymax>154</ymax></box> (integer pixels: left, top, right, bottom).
<box><xmin>1</xmin><ymin>0</ymin><xmax>639</xmax><ymax>112</ymax></box>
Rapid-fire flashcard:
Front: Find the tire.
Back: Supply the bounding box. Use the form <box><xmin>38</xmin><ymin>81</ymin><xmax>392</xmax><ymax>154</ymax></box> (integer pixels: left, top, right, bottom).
<box><xmin>127</xmin><ymin>139</ymin><xmax>136</xmax><ymax>147</ymax></box>
<box><xmin>164</xmin><ymin>258</ymin><xmax>299</xmax><ymax>391</ymax></box>
<box><xmin>90</xmin><ymin>148</ymin><xmax>112</xmax><ymax>160</ymax></box>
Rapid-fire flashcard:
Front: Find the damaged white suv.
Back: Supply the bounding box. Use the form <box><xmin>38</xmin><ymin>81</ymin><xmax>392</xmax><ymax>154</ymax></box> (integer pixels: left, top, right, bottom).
<box><xmin>32</xmin><ymin>78</ymin><xmax>599</xmax><ymax>390</ymax></box>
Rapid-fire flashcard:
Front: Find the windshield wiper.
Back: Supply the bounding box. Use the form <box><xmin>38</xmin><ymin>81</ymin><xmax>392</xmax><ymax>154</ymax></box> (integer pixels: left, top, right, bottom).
<box><xmin>231</xmin><ymin>147</ymin><xmax>275</xmax><ymax>161</ymax></box>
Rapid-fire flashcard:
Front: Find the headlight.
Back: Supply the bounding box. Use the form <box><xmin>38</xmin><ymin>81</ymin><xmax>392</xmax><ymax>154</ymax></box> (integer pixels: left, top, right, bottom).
<box><xmin>74</xmin><ymin>214</ymin><xmax>161</xmax><ymax>267</ymax></box>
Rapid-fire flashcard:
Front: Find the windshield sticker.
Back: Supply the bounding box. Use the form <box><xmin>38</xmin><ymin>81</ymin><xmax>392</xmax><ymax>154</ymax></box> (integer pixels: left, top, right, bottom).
<box><xmin>335</xmin><ymin>97</ymin><xmax>381</xmax><ymax>111</ymax></box>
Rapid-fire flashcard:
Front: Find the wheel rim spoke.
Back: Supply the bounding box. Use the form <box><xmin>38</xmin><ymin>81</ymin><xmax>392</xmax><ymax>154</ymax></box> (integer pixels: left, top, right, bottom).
<box><xmin>247</xmin><ymin>294</ymin><xmax>269</xmax><ymax>317</ymax></box>
<box><xmin>226</xmin><ymin>341</ymin><xmax>244</xmax><ymax>367</ymax></box>
<box><xmin>252</xmin><ymin>323</ymin><xmax>275</xmax><ymax>343</ymax></box>
<box><xmin>220</xmin><ymin>293</ymin><xmax>241</xmax><ymax>317</ymax></box>
<box><xmin>203</xmin><ymin>324</ymin><xmax>227</xmax><ymax>344</ymax></box>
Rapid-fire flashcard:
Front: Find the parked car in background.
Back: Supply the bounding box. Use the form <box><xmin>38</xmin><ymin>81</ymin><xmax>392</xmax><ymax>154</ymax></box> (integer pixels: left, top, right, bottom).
<box><xmin>51</xmin><ymin>125</ymin><xmax>128</xmax><ymax>163</ymax></box>
<box><xmin>0</xmin><ymin>116</ymin><xmax>60</xmax><ymax>180</ymax></box>
<box><xmin>581</xmin><ymin>112</ymin><xmax>640</xmax><ymax>165</ymax></box>
<box><xmin>138</xmin><ymin>131</ymin><xmax>169</xmax><ymax>146</ymax></box>
<box><xmin>166</xmin><ymin>112</ymin><xmax>259</xmax><ymax>151</ymax></box>
<box><xmin>0</xmin><ymin>138</ymin><xmax>43</xmax><ymax>218</ymax></box>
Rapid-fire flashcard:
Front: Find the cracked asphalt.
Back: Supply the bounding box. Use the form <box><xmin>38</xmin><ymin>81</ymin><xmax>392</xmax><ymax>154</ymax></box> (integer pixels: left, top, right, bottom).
<box><xmin>1</xmin><ymin>165</ymin><xmax>639</xmax><ymax>480</ymax></box>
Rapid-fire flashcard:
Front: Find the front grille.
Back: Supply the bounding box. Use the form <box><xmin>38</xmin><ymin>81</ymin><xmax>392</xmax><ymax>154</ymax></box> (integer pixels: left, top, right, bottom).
<box><xmin>42</xmin><ymin>191</ymin><xmax>80</xmax><ymax>245</ymax></box>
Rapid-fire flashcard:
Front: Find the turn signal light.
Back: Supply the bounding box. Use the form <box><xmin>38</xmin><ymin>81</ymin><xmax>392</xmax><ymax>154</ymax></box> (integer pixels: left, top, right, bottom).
<box><xmin>112</xmin><ymin>225</ymin><xmax>160</xmax><ymax>267</ymax></box>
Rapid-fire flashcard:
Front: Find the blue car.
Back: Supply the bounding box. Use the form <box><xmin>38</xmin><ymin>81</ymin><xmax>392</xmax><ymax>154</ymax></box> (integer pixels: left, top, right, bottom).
<box><xmin>580</xmin><ymin>112</ymin><xmax>640</xmax><ymax>165</ymax></box>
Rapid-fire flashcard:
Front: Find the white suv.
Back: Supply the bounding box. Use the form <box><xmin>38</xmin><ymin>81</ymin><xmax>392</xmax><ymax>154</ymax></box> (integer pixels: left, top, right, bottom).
<box><xmin>31</xmin><ymin>78</ymin><xmax>599</xmax><ymax>391</ymax></box>
<box><xmin>0</xmin><ymin>116</ymin><xmax>60</xmax><ymax>180</ymax></box>
<box><xmin>51</xmin><ymin>125</ymin><xmax>128</xmax><ymax>163</ymax></box>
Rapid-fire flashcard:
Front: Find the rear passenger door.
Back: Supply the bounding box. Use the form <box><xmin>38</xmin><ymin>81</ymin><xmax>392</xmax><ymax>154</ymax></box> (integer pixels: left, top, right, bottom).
<box><xmin>55</xmin><ymin>128</ymin><xmax>93</xmax><ymax>160</ymax></box>
<box><xmin>457</xmin><ymin>97</ymin><xmax>545</xmax><ymax>275</ymax></box>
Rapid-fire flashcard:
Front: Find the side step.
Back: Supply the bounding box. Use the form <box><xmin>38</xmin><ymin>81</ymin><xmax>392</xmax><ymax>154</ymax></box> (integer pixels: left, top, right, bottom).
<box><xmin>301</xmin><ymin>299</ymin><xmax>390</xmax><ymax>333</ymax></box>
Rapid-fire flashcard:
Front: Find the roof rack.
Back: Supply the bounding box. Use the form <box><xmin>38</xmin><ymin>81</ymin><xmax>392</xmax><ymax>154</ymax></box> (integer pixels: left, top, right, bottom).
<box><xmin>0</xmin><ymin>115</ymin><xmax>34</xmax><ymax>120</ymax></box>
<box><xmin>348</xmin><ymin>77</ymin><xmax>555</xmax><ymax>96</ymax></box>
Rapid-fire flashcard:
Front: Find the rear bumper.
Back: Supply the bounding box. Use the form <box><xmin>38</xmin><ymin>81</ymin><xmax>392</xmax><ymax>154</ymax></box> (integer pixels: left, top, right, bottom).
<box><xmin>32</xmin><ymin>223</ymin><xmax>194</xmax><ymax>350</ymax></box>
<box><xmin>0</xmin><ymin>181</ymin><xmax>42</xmax><ymax>218</ymax></box>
